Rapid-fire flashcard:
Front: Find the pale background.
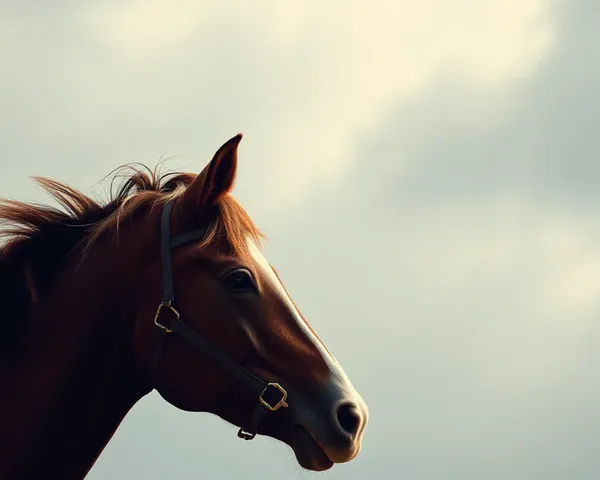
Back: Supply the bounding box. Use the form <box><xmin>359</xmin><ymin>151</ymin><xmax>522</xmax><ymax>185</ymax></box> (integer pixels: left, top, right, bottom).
<box><xmin>2</xmin><ymin>1</ymin><xmax>600</xmax><ymax>479</ymax></box>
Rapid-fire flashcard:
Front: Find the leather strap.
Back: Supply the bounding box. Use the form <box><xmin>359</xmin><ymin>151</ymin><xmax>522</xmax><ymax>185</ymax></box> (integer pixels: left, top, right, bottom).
<box><xmin>151</xmin><ymin>202</ymin><xmax>209</xmax><ymax>379</ymax></box>
<box><xmin>169</xmin><ymin>316</ymin><xmax>266</xmax><ymax>394</ymax></box>
<box><xmin>160</xmin><ymin>199</ymin><xmax>175</xmax><ymax>304</ymax></box>
<box><xmin>237</xmin><ymin>403</ymin><xmax>269</xmax><ymax>440</ymax></box>
<box><xmin>170</xmin><ymin>228</ymin><xmax>208</xmax><ymax>249</ymax></box>
<box><xmin>151</xmin><ymin>198</ymin><xmax>288</xmax><ymax>441</ymax></box>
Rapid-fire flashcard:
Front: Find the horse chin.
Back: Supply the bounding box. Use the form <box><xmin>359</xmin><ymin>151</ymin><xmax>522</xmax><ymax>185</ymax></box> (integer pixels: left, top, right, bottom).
<box><xmin>291</xmin><ymin>425</ymin><xmax>334</xmax><ymax>472</ymax></box>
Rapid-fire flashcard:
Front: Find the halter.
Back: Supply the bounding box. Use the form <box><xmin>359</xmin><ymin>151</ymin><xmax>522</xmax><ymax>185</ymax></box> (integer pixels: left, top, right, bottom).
<box><xmin>150</xmin><ymin>198</ymin><xmax>289</xmax><ymax>440</ymax></box>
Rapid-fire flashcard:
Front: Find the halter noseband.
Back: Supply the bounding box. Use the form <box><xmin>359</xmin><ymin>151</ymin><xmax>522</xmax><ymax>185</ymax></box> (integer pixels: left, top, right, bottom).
<box><xmin>150</xmin><ymin>198</ymin><xmax>288</xmax><ymax>440</ymax></box>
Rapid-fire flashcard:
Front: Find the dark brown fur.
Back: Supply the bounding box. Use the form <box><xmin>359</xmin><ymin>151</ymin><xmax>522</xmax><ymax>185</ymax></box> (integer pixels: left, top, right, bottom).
<box><xmin>0</xmin><ymin>136</ymin><xmax>366</xmax><ymax>479</ymax></box>
<box><xmin>0</xmin><ymin>166</ymin><xmax>261</xmax><ymax>351</ymax></box>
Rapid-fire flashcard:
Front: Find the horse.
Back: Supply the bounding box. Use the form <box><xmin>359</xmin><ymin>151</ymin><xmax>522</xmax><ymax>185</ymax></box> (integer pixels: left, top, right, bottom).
<box><xmin>0</xmin><ymin>134</ymin><xmax>368</xmax><ymax>479</ymax></box>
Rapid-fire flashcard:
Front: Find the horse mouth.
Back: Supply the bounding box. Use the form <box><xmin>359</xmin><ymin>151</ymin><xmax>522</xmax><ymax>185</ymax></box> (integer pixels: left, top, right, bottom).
<box><xmin>292</xmin><ymin>425</ymin><xmax>334</xmax><ymax>471</ymax></box>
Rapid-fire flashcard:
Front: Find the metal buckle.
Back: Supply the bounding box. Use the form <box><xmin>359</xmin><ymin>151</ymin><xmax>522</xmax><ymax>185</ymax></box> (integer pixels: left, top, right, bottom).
<box><xmin>153</xmin><ymin>301</ymin><xmax>180</xmax><ymax>333</ymax></box>
<box><xmin>237</xmin><ymin>428</ymin><xmax>256</xmax><ymax>440</ymax></box>
<box><xmin>259</xmin><ymin>383</ymin><xmax>289</xmax><ymax>411</ymax></box>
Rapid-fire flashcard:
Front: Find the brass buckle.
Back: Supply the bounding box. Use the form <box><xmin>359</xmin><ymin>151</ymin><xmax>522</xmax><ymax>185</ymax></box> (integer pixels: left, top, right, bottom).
<box><xmin>259</xmin><ymin>383</ymin><xmax>289</xmax><ymax>411</ymax></box>
<box><xmin>153</xmin><ymin>301</ymin><xmax>180</xmax><ymax>333</ymax></box>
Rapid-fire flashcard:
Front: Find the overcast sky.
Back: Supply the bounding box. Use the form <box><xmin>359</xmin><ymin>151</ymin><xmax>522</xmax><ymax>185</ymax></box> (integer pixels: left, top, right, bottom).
<box><xmin>2</xmin><ymin>1</ymin><xmax>600</xmax><ymax>479</ymax></box>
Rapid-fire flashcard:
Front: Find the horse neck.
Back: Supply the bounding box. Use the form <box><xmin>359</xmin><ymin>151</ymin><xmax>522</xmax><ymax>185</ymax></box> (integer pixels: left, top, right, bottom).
<box><xmin>0</xmin><ymin>233</ymin><xmax>152</xmax><ymax>479</ymax></box>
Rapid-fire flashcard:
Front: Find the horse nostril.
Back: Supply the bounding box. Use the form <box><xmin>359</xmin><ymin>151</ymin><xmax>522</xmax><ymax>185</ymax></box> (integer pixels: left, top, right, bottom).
<box><xmin>336</xmin><ymin>403</ymin><xmax>361</xmax><ymax>436</ymax></box>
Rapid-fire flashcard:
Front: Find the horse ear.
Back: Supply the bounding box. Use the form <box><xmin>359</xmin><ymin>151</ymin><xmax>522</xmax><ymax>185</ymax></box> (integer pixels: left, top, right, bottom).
<box><xmin>180</xmin><ymin>133</ymin><xmax>242</xmax><ymax>214</ymax></box>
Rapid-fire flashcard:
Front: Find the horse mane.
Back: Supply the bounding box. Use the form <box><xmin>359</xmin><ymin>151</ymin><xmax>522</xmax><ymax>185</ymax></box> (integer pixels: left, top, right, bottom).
<box><xmin>0</xmin><ymin>164</ymin><xmax>263</xmax><ymax>350</ymax></box>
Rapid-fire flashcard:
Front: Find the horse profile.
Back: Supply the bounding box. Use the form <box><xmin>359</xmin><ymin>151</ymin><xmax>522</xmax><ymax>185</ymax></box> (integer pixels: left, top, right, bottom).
<box><xmin>0</xmin><ymin>134</ymin><xmax>368</xmax><ymax>479</ymax></box>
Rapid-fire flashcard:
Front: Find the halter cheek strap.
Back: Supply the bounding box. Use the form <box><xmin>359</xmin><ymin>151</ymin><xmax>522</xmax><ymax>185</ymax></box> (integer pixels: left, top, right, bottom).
<box><xmin>150</xmin><ymin>199</ymin><xmax>288</xmax><ymax>440</ymax></box>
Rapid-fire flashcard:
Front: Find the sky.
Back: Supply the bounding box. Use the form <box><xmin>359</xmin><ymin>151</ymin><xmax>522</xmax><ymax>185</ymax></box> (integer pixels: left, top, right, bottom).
<box><xmin>2</xmin><ymin>0</ymin><xmax>600</xmax><ymax>478</ymax></box>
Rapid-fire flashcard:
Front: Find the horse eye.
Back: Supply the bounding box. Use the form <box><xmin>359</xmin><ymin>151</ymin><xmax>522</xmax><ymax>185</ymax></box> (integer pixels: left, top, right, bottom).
<box><xmin>223</xmin><ymin>269</ymin><xmax>256</xmax><ymax>293</ymax></box>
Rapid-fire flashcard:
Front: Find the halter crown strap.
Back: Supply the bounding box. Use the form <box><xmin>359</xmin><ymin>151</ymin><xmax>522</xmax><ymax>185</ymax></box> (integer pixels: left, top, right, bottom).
<box><xmin>160</xmin><ymin>198</ymin><xmax>176</xmax><ymax>305</ymax></box>
<box><xmin>151</xmin><ymin>198</ymin><xmax>288</xmax><ymax>441</ymax></box>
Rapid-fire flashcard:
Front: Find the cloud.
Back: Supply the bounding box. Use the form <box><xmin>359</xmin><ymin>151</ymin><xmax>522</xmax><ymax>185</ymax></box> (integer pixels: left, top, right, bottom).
<box><xmin>238</xmin><ymin>0</ymin><xmax>600</xmax><ymax>477</ymax></box>
<box><xmin>1</xmin><ymin>0</ymin><xmax>553</xmax><ymax>215</ymax></box>
<box><xmin>349</xmin><ymin>2</ymin><xmax>600</xmax><ymax>211</ymax></box>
